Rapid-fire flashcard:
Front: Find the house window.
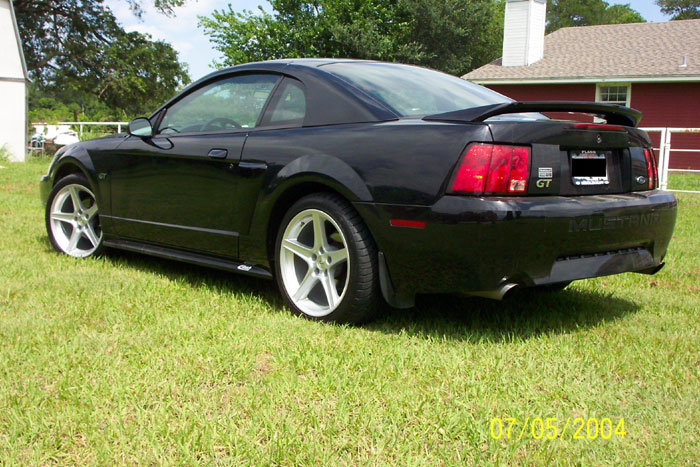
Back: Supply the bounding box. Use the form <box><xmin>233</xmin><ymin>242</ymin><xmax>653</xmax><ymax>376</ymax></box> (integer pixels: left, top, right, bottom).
<box><xmin>596</xmin><ymin>83</ymin><xmax>631</xmax><ymax>107</ymax></box>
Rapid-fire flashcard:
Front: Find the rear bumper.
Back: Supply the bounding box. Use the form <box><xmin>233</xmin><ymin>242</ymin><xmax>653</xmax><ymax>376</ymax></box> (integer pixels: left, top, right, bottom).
<box><xmin>355</xmin><ymin>191</ymin><xmax>677</xmax><ymax>304</ymax></box>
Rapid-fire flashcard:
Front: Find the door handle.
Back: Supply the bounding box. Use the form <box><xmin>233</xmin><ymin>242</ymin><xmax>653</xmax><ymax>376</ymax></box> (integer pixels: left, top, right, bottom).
<box><xmin>208</xmin><ymin>148</ymin><xmax>228</xmax><ymax>159</ymax></box>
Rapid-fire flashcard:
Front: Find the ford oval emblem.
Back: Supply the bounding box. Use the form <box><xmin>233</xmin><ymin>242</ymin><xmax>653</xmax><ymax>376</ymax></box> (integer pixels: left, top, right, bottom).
<box><xmin>636</xmin><ymin>175</ymin><xmax>647</xmax><ymax>185</ymax></box>
<box><xmin>596</xmin><ymin>134</ymin><xmax>603</xmax><ymax>144</ymax></box>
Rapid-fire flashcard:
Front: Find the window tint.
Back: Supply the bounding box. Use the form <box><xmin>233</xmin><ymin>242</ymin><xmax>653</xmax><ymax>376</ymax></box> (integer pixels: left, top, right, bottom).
<box><xmin>159</xmin><ymin>74</ymin><xmax>279</xmax><ymax>134</ymax></box>
<box><xmin>269</xmin><ymin>80</ymin><xmax>306</xmax><ymax>124</ymax></box>
<box><xmin>322</xmin><ymin>62</ymin><xmax>511</xmax><ymax>117</ymax></box>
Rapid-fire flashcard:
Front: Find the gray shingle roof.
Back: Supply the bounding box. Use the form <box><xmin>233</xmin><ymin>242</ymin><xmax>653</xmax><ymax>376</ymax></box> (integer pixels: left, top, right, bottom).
<box><xmin>464</xmin><ymin>19</ymin><xmax>700</xmax><ymax>83</ymax></box>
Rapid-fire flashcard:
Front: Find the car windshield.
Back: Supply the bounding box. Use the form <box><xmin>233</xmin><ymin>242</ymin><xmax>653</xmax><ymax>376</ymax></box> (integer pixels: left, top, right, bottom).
<box><xmin>321</xmin><ymin>62</ymin><xmax>513</xmax><ymax>117</ymax></box>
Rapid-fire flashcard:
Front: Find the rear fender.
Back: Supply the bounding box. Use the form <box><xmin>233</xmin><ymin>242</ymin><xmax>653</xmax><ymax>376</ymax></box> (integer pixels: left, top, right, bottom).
<box><xmin>271</xmin><ymin>154</ymin><xmax>373</xmax><ymax>202</ymax></box>
<box><xmin>241</xmin><ymin>154</ymin><xmax>373</xmax><ymax>265</ymax></box>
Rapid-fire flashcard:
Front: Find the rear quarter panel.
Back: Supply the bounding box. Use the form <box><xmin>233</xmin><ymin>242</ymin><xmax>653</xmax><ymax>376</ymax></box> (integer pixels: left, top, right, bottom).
<box><xmin>239</xmin><ymin>120</ymin><xmax>492</xmax><ymax>263</ymax></box>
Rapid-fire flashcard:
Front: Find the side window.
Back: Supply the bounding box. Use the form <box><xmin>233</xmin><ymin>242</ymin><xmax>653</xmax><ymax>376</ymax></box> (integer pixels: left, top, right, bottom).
<box><xmin>264</xmin><ymin>79</ymin><xmax>307</xmax><ymax>127</ymax></box>
<box><xmin>158</xmin><ymin>74</ymin><xmax>280</xmax><ymax>134</ymax></box>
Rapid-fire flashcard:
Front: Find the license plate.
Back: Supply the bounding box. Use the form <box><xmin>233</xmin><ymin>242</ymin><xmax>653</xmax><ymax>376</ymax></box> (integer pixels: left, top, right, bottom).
<box><xmin>570</xmin><ymin>150</ymin><xmax>610</xmax><ymax>186</ymax></box>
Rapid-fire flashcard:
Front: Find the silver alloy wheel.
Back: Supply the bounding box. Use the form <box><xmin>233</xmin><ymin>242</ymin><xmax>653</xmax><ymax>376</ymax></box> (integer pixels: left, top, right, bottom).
<box><xmin>279</xmin><ymin>209</ymin><xmax>350</xmax><ymax>317</ymax></box>
<box><xmin>49</xmin><ymin>184</ymin><xmax>102</xmax><ymax>257</ymax></box>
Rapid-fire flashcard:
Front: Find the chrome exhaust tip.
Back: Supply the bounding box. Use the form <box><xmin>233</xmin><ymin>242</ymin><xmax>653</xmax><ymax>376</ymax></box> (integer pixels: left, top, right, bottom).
<box><xmin>471</xmin><ymin>282</ymin><xmax>520</xmax><ymax>301</ymax></box>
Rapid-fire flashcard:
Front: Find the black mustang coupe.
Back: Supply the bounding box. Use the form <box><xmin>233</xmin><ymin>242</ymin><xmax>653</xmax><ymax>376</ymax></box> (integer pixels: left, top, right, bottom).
<box><xmin>40</xmin><ymin>59</ymin><xmax>677</xmax><ymax>323</ymax></box>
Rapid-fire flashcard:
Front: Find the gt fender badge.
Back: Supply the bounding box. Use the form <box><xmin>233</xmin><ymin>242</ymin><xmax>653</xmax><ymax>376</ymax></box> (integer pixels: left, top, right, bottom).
<box><xmin>237</xmin><ymin>264</ymin><xmax>252</xmax><ymax>272</ymax></box>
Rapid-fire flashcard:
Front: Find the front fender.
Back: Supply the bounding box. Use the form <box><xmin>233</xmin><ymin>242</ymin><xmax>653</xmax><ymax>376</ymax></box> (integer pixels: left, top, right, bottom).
<box><xmin>41</xmin><ymin>144</ymin><xmax>100</xmax><ymax>206</ymax></box>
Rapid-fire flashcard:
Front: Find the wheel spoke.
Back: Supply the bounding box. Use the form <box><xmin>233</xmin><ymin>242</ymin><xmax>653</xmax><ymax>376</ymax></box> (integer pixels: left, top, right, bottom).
<box><xmin>327</xmin><ymin>247</ymin><xmax>348</xmax><ymax>266</ymax></box>
<box><xmin>293</xmin><ymin>269</ymin><xmax>318</xmax><ymax>301</ymax></box>
<box><xmin>83</xmin><ymin>224</ymin><xmax>100</xmax><ymax>248</ymax></box>
<box><xmin>320</xmin><ymin>273</ymin><xmax>339</xmax><ymax>309</ymax></box>
<box><xmin>312</xmin><ymin>212</ymin><xmax>329</xmax><ymax>250</ymax></box>
<box><xmin>85</xmin><ymin>204</ymin><xmax>98</xmax><ymax>221</ymax></box>
<box><xmin>68</xmin><ymin>186</ymin><xmax>84</xmax><ymax>211</ymax></box>
<box><xmin>51</xmin><ymin>212</ymin><xmax>75</xmax><ymax>224</ymax></box>
<box><xmin>282</xmin><ymin>239</ymin><xmax>314</xmax><ymax>263</ymax></box>
<box><xmin>66</xmin><ymin>228</ymin><xmax>82</xmax><ymax>253</ymax></box>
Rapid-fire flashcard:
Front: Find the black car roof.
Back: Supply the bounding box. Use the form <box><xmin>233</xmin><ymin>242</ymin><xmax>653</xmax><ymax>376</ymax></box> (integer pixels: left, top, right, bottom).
<box><xmin>197</xmin><ymin>58</ymin><xmax>383</xmax><ymax>81</ymax></box>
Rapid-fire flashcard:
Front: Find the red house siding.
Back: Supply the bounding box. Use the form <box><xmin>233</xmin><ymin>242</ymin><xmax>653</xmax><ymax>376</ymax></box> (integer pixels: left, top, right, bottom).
<box><xmin>485</xmin><ymin>82</ymin><xmax>700</xmax><ymax>169</ymax></box>
<box><xmin>487</xmin><ymin>84</ymin><xmax>596</xmax><ymax>123</ymax></box>
<box><xmin>631</xmin><ymin>83</ymin><xmax>700</xmax><ymax>170</ymax></box>
<box><xmin>488</xmin><ymin>84</ymin><xmax>595</xmax><ymax>102</ymax></box>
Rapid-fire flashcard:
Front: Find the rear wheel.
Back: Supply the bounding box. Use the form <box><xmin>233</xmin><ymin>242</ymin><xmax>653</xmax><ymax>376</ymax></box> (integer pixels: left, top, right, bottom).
<box><xmin>45</xmin><ymin>174</ymin><xmax>103</xmax><ymax>258</ymax></box>
<box><xmin>275</xmin><ymin>193</ymin><xmax>381</xmax><ymax>324</ymax></box>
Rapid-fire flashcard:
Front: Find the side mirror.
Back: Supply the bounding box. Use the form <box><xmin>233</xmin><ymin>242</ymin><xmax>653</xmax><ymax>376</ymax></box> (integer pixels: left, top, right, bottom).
<box><xmin>127</xmin><ymin>117</ymin><xmax>153</xmax><ymax>138</ymax></box>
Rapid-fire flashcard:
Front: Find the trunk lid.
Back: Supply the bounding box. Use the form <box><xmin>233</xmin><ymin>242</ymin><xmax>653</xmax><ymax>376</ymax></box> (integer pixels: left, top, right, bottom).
<box><xmin>486</xmin><ymin>120</ymin><xmax>653</xmax><ymax>195</ymax></box>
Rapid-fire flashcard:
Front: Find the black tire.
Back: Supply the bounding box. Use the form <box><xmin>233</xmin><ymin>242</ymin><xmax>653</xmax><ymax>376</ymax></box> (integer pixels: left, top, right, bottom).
<box><xmin>274</xmin><ymin>193</ymin><xmax>381</xmax><ymax>324</ymax></box>
<box><xmin>45</xmin><ymin>173</ymin><xmax>104</xmax><ymax>258</ymax></box>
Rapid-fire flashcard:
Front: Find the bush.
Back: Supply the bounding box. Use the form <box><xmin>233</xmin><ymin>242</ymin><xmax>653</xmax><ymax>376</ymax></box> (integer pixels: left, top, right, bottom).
<box><xmin>0</xmin><ymin>144</ymin><xmax>11</xmax><ymax>162</ymax></box>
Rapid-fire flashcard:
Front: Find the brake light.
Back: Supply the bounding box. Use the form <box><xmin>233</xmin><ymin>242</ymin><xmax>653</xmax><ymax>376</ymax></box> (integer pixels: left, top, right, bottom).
<box><xmin>643</xmin><ymin>148</ymin><xmax>658</xmax><ymax>189</ymax></box>
<box><xmin>573</xmin><ymin>123</ymin><xmax>625</xmax><ymax>131</ymax></box>
<box><xmin>450</xmin><ymin>144</ymin><xmax>531</xmax><ymax>195</ymax></box>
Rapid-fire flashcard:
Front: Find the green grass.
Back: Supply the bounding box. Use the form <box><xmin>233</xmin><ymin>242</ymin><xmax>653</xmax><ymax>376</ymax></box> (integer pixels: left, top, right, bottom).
<box><xmin>667</xmin><ymin>172</ymin><xmax>700</xmax><ymax>192</ymax></box>
<box><xmin>1</xmin><ymin>160</ymin><xmax>699</xmax><ymax>465</ymax></box>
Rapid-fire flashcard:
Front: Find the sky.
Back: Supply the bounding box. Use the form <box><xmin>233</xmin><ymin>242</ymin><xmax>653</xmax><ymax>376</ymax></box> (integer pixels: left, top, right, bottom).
<box><xmin>108</xmin><ymin>0</ymin><xmax>673</xmax><ymax>81</ymax></box>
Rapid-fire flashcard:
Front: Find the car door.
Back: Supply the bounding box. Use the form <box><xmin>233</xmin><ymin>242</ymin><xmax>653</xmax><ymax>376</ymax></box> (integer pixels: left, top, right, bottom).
<box><xmin>107</xmin><ymin>73</ymin><xmax>281</xmax><ymax>258</ymax></box>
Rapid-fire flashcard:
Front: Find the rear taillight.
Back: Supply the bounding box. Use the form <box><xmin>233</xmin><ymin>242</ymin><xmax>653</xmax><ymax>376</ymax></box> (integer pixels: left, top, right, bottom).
<box><xmin>450</xmin><ymin>144</ymin><xmax>531</xmax><ymax>195</ymax></box>
<box><xmin>643</xmin><ymin>148</ymin><xmax>658</xmax><ymax>189</ymax></box>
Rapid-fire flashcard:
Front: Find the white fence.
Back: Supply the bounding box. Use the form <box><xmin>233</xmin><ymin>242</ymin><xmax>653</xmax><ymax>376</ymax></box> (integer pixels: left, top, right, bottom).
<box><xmin>33</xmin><ymin>121</ymin><xmax>128</xmax><ymax>136</ymax></box>
<box><xmin>640</xmin><ymin>127</ymin><xmax>700</xmax><ymax>194</ymax></box>
<box><xmin>56</xmin><ymin>121</ymin><xmax>128</xmax><ymax>135</ymax></box>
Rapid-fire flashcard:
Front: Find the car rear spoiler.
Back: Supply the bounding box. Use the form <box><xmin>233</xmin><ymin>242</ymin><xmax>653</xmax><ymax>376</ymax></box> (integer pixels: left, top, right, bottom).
<box><xmin>423</xmin><ymin>101</ymin><xmax>642</xmax><ymax>127</ymax></box>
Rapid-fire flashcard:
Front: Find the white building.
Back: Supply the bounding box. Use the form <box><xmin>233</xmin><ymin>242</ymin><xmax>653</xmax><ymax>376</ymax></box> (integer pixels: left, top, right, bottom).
<box><xmin>0</xmin><ymin>0</ymin><xmax>28</xmax><ymax>162</ymax></box>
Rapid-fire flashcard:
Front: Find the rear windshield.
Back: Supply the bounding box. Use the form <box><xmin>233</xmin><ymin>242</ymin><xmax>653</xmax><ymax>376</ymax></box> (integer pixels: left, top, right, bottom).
<box><xmin>322</xmin><ymin>62</ymin><xmax>512</xmax><ymax>117</ymax></box>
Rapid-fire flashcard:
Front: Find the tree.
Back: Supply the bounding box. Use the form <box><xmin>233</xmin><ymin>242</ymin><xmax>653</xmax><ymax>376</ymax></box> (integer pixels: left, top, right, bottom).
<box><xmin>13</xmin><ymin>0</ymin><xmax>190</xmax><ymax>118</ymax></box>
<box><xmin>199</xmin><ymin>0</ymin><xmax>505</xmax><ymax>77</ymax></box>
<box><xmin>124</xmin><ymin>0</ymin><xmax>186</xmax><ymax>17</ymax></box>
<box><xmin>546</xmin><ymin>0</ymin><xmax>645</xmax><ymax>33</ymax></box>
<box><xmin>656</xmin><ymin>0</ymin><xmax>700</xmax><ymax>19</ymax></box>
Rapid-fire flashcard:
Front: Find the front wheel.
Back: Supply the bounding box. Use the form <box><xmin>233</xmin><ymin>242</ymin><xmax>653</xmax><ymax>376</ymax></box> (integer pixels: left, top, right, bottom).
<box><xmin>275</xmin><ymin>193</ymin><xmax>381</xmax><ymax>324</ymax></box>
<box><xmin>45</xmin><ymin>174</ymin><xmax>103</xmax><ymax>258</ymax></box>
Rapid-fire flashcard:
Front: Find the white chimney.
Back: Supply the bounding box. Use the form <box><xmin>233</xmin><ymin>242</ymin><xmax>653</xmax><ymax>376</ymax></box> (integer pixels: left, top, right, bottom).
<box><xmin>502</xmin><ymin>0</ymin><xmax>547</xmax><ymax>67</ymax></box>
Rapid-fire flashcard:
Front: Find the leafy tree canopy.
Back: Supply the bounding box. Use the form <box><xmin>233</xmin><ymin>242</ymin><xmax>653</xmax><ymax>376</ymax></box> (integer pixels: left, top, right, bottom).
<box><xmin>656</xmin><ymin>0</ymin><xmax>700</xmax><ymax>19</ymax></box>
<box><xmin>13</xmin><ymin>0</ymin><xmax>190</xmax><ymax>119</ymax></box>
<box><xmin>199</xmin><ymin>0</ymin><xmax>506</xmax><ymax>77</ymax></box>
<box><xmin>546</xmin><ymin>0</ymin><xmax>645</xmax><ymax>33</ymax></box>
<box><xmin>124</xmin><ymin>0</ymin><xmax>186</xmax><ymax>17</ymax></box>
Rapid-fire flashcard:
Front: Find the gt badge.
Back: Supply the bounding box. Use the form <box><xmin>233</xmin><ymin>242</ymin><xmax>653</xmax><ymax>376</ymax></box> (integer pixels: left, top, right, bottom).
<box><xmin>536</xmin><ymin>167</ymin><xmax>553</xmax><ymax>188</ymax></box>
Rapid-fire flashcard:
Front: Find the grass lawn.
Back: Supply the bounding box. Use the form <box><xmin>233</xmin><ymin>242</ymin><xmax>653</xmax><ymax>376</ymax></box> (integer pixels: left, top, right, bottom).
<box><xmin>1</xmin><ymin>160</ymin><xmax>699</xmax><ymax>465</ymax></box>
<box><xmin>666</xmin><ymin>172</ymin><xmax>700</xmax><ymax>192</ymax></box>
